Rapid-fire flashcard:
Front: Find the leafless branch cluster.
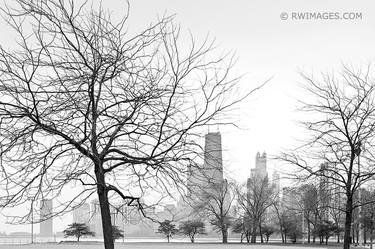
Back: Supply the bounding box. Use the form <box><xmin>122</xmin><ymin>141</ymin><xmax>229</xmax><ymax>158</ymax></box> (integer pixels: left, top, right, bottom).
<box><xmin>279</xmin><ymin>65</ymin><xmax>375</xmax><ymax>249</ymax></box>
<box><xmin>0</xmin><ymin>1</ymin><xmax>255</xmax><ymax>247</ymax></box>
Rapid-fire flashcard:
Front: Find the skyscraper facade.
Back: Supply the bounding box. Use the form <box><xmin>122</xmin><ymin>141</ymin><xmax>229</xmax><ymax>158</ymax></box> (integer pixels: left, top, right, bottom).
<box><xmin>187</xmin><ymin>132</ymin><xmax>224</xmax><ymax>195</ymax></box>
<box><xmin>73</xmin><ymin>203</ymin><xmax>90</xmax><ymax>224</ymax></box>
<box><xmin>272</xmin><ymin>170</ymin><xmax>281</xmax><ymax>200</ymax></box>
<box><xmin>89</xmin><ymin>200</ymin><xmax>103</xmax><ymax>237</ymax></box>
<box><xmin>40</xmin><ymin>199</ymin><xmax>53</xmax><ymax>237</ymax></box>
<box><xmin>203</xmin><ymin>132</ymin><xmax>224</xmax><ymax>184</ymax></box>
<box><xmin>250</xmin><ymin>152</ymin><xmax>268</xmax><ymax>180</ymax></box>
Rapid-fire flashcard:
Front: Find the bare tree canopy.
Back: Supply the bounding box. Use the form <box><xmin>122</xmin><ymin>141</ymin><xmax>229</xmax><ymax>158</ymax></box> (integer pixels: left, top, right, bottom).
<box><xmin>279</xmin><ymin>65</ymin><xmax>375</xmax><ymax>249</ymax></box>
<box><xmin>193</xmin><ymin>179</ymin><xmax>235</xmax><ymax>243</ymax></box>
<box><xmin>0</xmin><ymin>1</ymin><xmax>259</xmax><ymax>248</ymax></box>
<box><xmin>236</xmin><ymin>177</ymin><xmax>277</xmax><ymax>243</ymax></box>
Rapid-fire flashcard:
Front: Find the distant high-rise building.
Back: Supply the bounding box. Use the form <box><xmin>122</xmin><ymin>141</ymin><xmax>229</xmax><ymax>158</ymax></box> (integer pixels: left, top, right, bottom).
<box><xmin>40</xmin><ymin>199</ymin><xmax>53</xmax><ymax>237</ymax></box>
<box><xmin>187</xmin><ymin>132</ymin><xmax>224</xmax><ymax>195</ymax></box>
<box><xmin>319</xmin><ymin>163</ymin><xmax>330</xmax><ymax>219</ymax></box>
<box><xmin>89</xmin><ymin>199</ymin><xmax>134</xmax><ymax>237</ymax></box>
<box><xmin>250</xmin><ymin>152</ymin><xmax>268</xmax><ymax>180</ymax></box>
<box><xmin>73</xmin><ymin>203</ymin><xmax>90</xmax><ymax>224</ymax></box>
<box><xmin>272</xmin><ymin>170</ymin><xmax>281</xmax><ymax>200</ymax></box>
<box><xmin>203</xmin><ymin>132</ymin><xmax>224</xmax><ymax>184</ymax></box>
<box><xmin>89</xmin><ymin>200</ymin><xmax>103</xmax><ymax>237</ymax></box>
<box><xmin>281</xmin><ymin>186</ymin><xmax>300</xmax><ymax>210</ymax></box>
<box><xmin>247</xmin><ymin>152</ymin><xmax>270</xmax><ymax>223</ymax></box>
<box><xmin>155</xmin><ymin>204</ymin><xmax>177</xmax><ymax>221</ymax></box>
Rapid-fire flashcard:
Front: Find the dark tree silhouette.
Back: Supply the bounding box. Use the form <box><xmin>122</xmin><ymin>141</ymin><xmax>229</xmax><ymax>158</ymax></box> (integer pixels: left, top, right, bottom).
<box><xmin>261</xmin><ymin>225</ymin><xmax>275</xmax><ymax>243</ymax></box>
<box><xmin>236</xmin><ymin>177</ymin><xmax>277</xmax><ymax>243</ymax></box>
<box><xmin>0</xmin><ymin>1</ymin><xmax>262</xmax><ymax>249</ymax></box>
<box><xmin>279</xmin><ymin>66</ymin><xmax>375</xmax><ymax>249</ymax></box>
<box><xmin>63</xmin><ymin>223</ymin><xmax>95</xmax><ymax>242</ymax></box>
<box><xmin>283</xmin><ymin>213</ymin><xmax>303</xmax><ymax>244</ymax></box>
<box><xmin>194</xmin><ymin>180</ymin><xmax>235</xmax><ymax>243</ymax></box>
<box><xmin>314</xmin><ymin>220</ymin><xmax>339</xmax><ymax>245</ymax></box>
<box><xmin>178</xmin><ymin>220</ymin><xmax>206</xmax><ymax>243</ymax></box>
<box><xmin>361</xmin><ymin>189</ymin><xmax>375</xmax><ymax>249</ymax></box>
<box><xmin>112</xmin><ymin>225</ymin><xmax>124</xmax><ymax>240</ymax></box>
<box><xmin>232</xmin><ymin>217</ymin><xmax>252</xmax><ymax>243</ymax></box>
<box><xmin>157</xmin><ymin>220</ymin><xmax>178</xmax><ymax>243</ymax></box>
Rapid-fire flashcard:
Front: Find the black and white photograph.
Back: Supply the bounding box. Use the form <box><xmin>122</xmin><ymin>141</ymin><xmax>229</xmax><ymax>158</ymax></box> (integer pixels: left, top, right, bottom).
<box><xmin>0</xmin><ymin>1</ymin><xmax>373</xmax><ymax>249</ymax></box>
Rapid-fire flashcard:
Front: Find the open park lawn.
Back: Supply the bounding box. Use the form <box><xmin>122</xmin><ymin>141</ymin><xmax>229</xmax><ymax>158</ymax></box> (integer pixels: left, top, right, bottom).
<box><xmin>0</xmin><ymin>242</ymin><xmax>356</xmax><ymax>249</ymax></box>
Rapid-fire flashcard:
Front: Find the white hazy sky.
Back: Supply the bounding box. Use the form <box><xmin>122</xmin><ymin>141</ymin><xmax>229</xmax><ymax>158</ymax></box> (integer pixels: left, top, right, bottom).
<box><xmin>1</xmin><ymin>0</ymin><xmax>375</xmax><ymax>234</ymax></box>
<box><xmin>114</xmin><ymin>0</ymin><xmax>375</xmax><ymax>180</ymax></box>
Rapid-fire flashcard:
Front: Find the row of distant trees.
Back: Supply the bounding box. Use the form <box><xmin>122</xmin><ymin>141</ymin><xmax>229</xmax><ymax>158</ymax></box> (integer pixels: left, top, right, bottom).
<box><xmin>155</xmin><ymin>177</ymin><xmax>296</xmax><ymax>244</ymax></box>
<box><xmin>63</xmin><ymin>223</ymin><xmax>124</xmax><ymax>242</ymax></box>
<box><xmin>279</xmin><ymin>66</ymin><xmax>375</xmax><ymax>249</ymax></box>
<box><xmin>176</xmin><ymin>63</ymin><xmax>375</xmax><ymax>249</ymax></box>
<box><xmin>156</xmin><ymin>171</ymin><xmax>375</xmax><ymax>246</ymax></box>
<box><xmin>157</xmin><ymin>220</ymin><xmax>205</xmax><ymax>243</ymax></box>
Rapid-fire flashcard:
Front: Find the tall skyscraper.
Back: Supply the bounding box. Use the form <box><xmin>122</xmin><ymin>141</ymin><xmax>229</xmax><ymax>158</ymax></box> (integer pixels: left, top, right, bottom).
<box><xmin>203</xmin><ymin>132</ymin><xmax>224</xmax><ymax>184</ymax></box>
<box><xmin>73</xmin><ymin>203</ymin><xmax>90</xmax><ymax>224</ymax></box>
<box><xmin>319</xmin><ymin>163</ymin><xmax>330</xmax><ymax>219</ymax></box>
<box><xmin>89</xmin><ymin>200</ymin><xmax>103</xmax><ymax>237</ymax></box>
<box><xmin>187</xmin><ymin>132</ymin><xmax>224</xmax><ymax>194</ymax></box>
<box><xmin>186</xmin><ymin>131</ymin><xmax>227</xmax><ymax>234</ymax></box>
<box><xmin>250</xmin><ymin>152</ymin><xmax>268</xmax><ymax>180</ymax></box>
<box><xmin>272</xmin><ymin>170</ymin><xmax>281</xmax><ymax>200</ymax></box>
<box><xmin>40</xmin><ymin>199</ymin><xmax>53</xmax><ymax>237</ymax></box>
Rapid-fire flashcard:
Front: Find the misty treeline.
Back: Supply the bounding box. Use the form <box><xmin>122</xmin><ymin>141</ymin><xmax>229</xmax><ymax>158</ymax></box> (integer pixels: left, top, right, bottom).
<box><xmin>175</xmin><ymin>65</ymin><xmax>375</xmax><ymax>248</ymax></box>
<box><xmin>279</xmin><ymin>66</ymin><xmax>375</xmax><ymax>249</ymax></box>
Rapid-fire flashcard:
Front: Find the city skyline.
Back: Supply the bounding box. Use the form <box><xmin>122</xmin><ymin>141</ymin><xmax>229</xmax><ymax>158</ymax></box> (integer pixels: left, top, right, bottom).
<box><xmin>0</xmin><ymin>131</ymin><xmax>278</xmax><ymax>235</ymax></box>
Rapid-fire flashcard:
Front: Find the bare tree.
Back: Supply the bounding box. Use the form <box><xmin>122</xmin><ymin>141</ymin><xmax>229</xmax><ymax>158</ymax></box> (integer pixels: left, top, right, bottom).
<box><xmin>178</xmin><ymin>220</ymin><xmax>206</xmax><ymax>243</ymax></box>
<box><xmin>279</xmin><ymin>66</ymin><xmax>375</xmax><ymax>249</ymax></box>
<box><xmin>300</xmin><ymin>184</ymin><xmax>319</xmax><ymax>243</ymax></box>
<box><xmin>361</xmin><ymin>189</ymin><xmax>375</xmax><ymax>249</ymax></box>
<box><xmin>232</xmin><ymin>217</ymin><xmax>252</xmax><ymax>243</ymax></box>
<box><xmin>273</xmin><ymin>200</ymin><xmax>303</xmax><ymax>244</ymax></box>
<box><xmin>0</xmin><ymin>1</ymin><xmax>261</xmax><ymax>248</ymax></box>
<box><xmin>328</xmin><ymin>184</ymin><xmax>345</xmax><ymax>243</ymax></box>
<box><xmin>157</xmin><ymin>220</ymin><xmax>178</xmax><ymax>243</ymax></box>
<box><xmin>236</xmin><ymin>176</ymin><xmax>277</xmax><ymax>243</ymax></box>
<box><xmin>194</xmin><ymin>179</ymin><xmax>235</xmax><ymax>243</ymax></box>
<box><xmin>63</xmin><ymin>223</ymin><xmax>95</xmax><ymax>242</ymax></box>
<box><xmin>296</xmin><ymin>183</ymin><xmax>330</xmax><ymax>244</ymax></box>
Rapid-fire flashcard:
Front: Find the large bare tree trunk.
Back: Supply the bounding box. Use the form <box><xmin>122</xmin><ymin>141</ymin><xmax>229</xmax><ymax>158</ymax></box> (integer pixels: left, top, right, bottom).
<box><xmin>98</xmin><ymin>191</ymin><xmax>113</xmax><ymax>249</ymax></box>
<box><xmin>343</xmin><ymin>195</ymin><xmax>353</xmax><ymax>249</ymax></box>
<box><xmin>313</xmin><ymin>215</ymin><xmax>317</xmax><ymax>243</ymax></box>
<box><xmin>222</xmin><ymin>228</ymin><xmax>228</xmax><ymax>243</ymax></box>
<box><xmin>96</xmin><ymin>167</ymin><xmax>114</xmax><ymax>249</ymax></box>
<box><xmin>307</xmin><ymin>221</ymin><xmax>311</xmax><ymax>243</ymax></box>
<box><xmin>370</xmin><ymin>226</ymin><xmax>373</xmax><ymax>249</ymax></box>
<box><xmin>356</xmin><ymin>225</ymin><xmax>359</xmax><ymax>244</ymax></box>
<box><xmin>251</xmin><ymin>222</ymin><xmax>257</xmax><ymax>243</ymax></box>
<box><xmin>280</xmin><ymin>225</ymin><xmax>285</xmax><ymax>243</ymax></box>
